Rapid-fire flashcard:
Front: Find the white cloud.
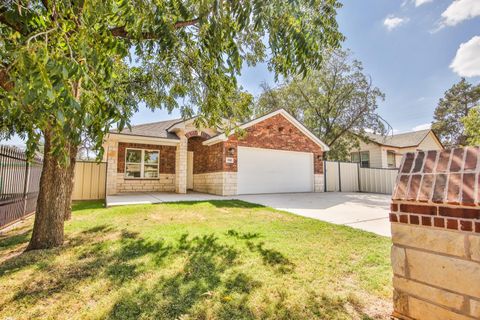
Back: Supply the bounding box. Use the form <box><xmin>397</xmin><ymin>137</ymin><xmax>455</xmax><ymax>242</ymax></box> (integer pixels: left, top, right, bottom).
<box><xmin>383</xmin><ymin>15</ymin><xmax>408</xmax><ymax>31</ymax></box>
<box><xmin>415</xmin><ymin>0</ymin><xmax>433</xmax><ymax>7</ymax></box>
<box><xmin>450</xmin><ymin>36</ymin><xmax>480</xmax><ymax>77</ymax></box>
<box><xmin>412</xmin><ymin>123</ymin><xmax>431</xmax><ymax>131</ymax></box>
<box><xmin>440</xmin><ymin>0</ymin><xmax>480</xmax><ymax>27</ymax></box>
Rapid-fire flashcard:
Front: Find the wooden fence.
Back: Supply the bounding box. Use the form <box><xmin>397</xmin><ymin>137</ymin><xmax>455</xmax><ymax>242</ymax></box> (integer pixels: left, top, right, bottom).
<box><xmin>324</xmin><ymin>160</ymin><xmax>398</xmax><ymax>194</ymax></box>
<box><xmin>72</xmin><ymin>161</ymin><xmax>107</xmax><ymax>200</ymax></box>
<box><xmin>0</xmin><ymin>145</ymin><xmax>42</xmax><ymax>229</ymax></box>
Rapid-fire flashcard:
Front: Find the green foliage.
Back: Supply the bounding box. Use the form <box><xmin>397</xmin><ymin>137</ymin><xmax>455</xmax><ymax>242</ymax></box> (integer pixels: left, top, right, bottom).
<box><xmin>0</xmin><ymin>0</ymin><xmax>343</xmax><ymax>162</ymax></box>
<box><xmin>254</xmin><ymin>49</ymin><xmax>387</xmax><ymax>160</ymax></box>
<box><xmin>462</xmin><ymin>106</ymin><xmax>480</xmax><ymax>146</ymax></box>
<box><xmin>432</xmin><ymin>78</ymin><xmax>480</xmax><ymax>148</ymax></box>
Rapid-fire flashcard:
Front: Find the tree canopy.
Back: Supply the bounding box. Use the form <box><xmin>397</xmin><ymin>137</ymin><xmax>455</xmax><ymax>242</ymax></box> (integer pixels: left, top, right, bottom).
<box><xmin>0</xmin><ymin>0</ymin><xmax>344</xmax><ymax>161</ymax></box>
<box><xmin>0</xmin><ymin>0</ymin><xmax>344</xmax><ymax>249</ymax></box>
<box><xmin>254</xmin><ymin>49</ymin><xmax>388</xmax><ymax>160</ymax></box>
<box><xmin>462</xmin><ymin>106</ymin><xmax>480</xmax><ymax>146</ymax></box>
<box><xmin>432</xmin><ymin>78</ymin><xmax>480</xmax><ymax>148</ymax></box>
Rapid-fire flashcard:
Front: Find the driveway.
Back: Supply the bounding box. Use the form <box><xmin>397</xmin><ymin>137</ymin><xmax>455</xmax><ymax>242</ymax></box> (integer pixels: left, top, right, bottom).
<box><xmin>236</xmin><ymin>192</ymin><xmax>391</xmax><ymax>237</ymax></box>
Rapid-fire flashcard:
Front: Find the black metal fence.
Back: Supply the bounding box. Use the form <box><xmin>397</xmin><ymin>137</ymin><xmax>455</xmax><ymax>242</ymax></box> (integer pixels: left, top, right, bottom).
<box><xmin>0</xmin><ymin>145</ymin><xmax>42</xmax><ymax>229</ymax></box>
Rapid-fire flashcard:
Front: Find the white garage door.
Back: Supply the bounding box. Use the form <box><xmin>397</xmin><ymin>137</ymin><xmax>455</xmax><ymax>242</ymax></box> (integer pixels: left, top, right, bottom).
<box><xmin>237</xmin><ymin>147</ymin><xmax>314</xmax><ymax>194</ymax></box>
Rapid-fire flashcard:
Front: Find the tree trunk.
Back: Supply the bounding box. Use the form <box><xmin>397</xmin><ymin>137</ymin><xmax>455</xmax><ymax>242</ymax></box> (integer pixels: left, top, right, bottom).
<box><xmin>26</xmin><ymin>131</ymin><xmax>73</xmax><ymax>250</ymax></box>
<box><xmin>64</xmin><ymin>144</ymin><xmax>78</xmax><ymax>221</ymax></box>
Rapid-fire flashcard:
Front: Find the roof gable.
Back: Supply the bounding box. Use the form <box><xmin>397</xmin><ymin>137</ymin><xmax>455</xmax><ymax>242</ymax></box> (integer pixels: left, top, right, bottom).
<box><xmin>203</xmin><ymin>109</ymin><xmax>330</xmax><ymax>151</ymax></box>
<box><xmin>364</xmin><ymin>129</ymin><xmax>434</xmax><ymax>148</ymax></box>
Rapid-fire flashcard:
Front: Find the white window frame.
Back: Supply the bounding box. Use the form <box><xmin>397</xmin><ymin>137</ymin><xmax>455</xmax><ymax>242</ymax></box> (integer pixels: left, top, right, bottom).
<box><xmin>125</xmin><ymin>148</ymin><xmax>160</xmax><ymax>179</ymax></box>
<box><xmin>351</xmin><ymin>151</ymin><xmax>370</xmax><ymax>168</ymax></box>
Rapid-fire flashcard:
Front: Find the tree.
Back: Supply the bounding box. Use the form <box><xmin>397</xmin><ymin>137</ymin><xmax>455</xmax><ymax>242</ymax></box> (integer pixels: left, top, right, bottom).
<box><xmin>462</xmin><ymin>106</ymin><xmax>480</xmax><ymax>146</ymax></box>
<box><xmin>255</xmin><ymin>49</ymin><xmax>388</xmax><ymax>160</ymax></box>
<box><xmin>432</xmin><ymin>78</ymin><xmax>480</xmax><ymax>147</ymax></box>
<box><xmin>0</xmin><ymin>0</ymin><xmax>343</xmax><ymax>249</ymax></box>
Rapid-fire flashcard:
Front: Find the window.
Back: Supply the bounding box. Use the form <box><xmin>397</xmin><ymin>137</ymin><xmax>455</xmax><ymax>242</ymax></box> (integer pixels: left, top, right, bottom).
<box><xmin>387</xmin><ymin>150</ymin><xmax>396</xmax><ymax>168</ymax></box>
<box><xmin>125</xmin><ymin>148</ymin><xmax>159</xmax><ymax>178</ymax></box>
<box><xmin>351</xmin><ymin>151</ymin><xmax>370</xmax><ymax>168</ymax></box>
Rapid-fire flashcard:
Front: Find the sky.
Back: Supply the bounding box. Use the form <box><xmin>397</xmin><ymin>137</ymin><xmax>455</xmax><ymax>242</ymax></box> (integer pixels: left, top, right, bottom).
<box><xmin>131</xmin><ymin>0</ymin><xmax>480</xmax><ymax>133</ymax></box>
<box><xmin>5</xmin><ymin>0</ymin><xmax>480</xmax><ymax>146</ymax></box>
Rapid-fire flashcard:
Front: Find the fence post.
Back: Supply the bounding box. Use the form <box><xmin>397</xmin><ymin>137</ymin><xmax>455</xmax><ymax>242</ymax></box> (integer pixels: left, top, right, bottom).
<box><xmin>22</xmin><ymin>161</ymin><xmax>30</xmax><ymax>217</ymax></box>
<box><xmin>323</xmin><ymin>160</ymin><xmax>327</xmax><ymax>192</ymax></box>
<box><xmin>337</xmin><ymin>161</ymin><xmax>342</xmax><ymax>192</ymax></box>
<box><xmin>357</xmin><ymin>162</ymin><xmax>361</xmax><ymax>192</ymax></box>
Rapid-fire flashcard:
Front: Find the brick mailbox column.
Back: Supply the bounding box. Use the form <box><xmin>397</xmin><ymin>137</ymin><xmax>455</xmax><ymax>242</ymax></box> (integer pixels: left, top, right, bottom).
<box><xmin>390</xmin><ymin>147</ymin><xmax>480</xmax><ymax>320</ymax></box>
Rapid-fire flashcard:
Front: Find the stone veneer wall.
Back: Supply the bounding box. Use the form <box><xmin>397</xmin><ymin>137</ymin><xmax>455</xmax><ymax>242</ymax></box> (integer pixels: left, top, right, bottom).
<box><xmin>193</xmin><ymin>172</ymin><xmax>237</xmax><ymax>196</ymax></box>
<box><xmin>390</xmin><ymin>147</ymin><xmax>480</xmax><ymax>320</ymax></box>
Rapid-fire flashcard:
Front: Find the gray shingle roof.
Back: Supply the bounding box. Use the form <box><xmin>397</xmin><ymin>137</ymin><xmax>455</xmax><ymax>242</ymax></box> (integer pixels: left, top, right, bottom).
<box><xmin>364</xmin><ymin>129</ymin><xmax>432</xmax><ymax>148</ymax></box>
<box><xmin>111</xmin><ymin>118</ymin><xmax>181</xmax><ymax>140</ymax></box>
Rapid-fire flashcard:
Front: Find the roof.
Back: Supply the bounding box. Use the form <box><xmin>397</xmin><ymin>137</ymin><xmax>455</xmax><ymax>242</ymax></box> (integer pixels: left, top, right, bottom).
<box><xmin>111</xmin><ymin>118</ymin><xmax>181</xmax><ymax>140</ymax></box>
<box><xmin>364</xmin><ymin>129</ymin><xmax>434</xmax><ymax>148</ymax></box>
<box><xmin>109</xmin><ymin>108</ymin><xmax>330</xmax><ymax>151</ymax></box>
<box><xmin>203</xmin><ymin>109</ymin><xmax>330</xmax><ymax>151</ymax></box>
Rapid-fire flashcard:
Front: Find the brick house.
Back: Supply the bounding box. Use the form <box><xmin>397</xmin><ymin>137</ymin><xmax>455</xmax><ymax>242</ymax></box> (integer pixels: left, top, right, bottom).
<box><xmin>103</xmin><ymin>109</ymin><xmax>329</xmax><ymax>196</ymax></box>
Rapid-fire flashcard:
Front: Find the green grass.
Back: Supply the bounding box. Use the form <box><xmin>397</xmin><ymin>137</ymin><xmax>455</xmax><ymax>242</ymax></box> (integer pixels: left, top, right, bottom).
<box><xmin>0</xmin><ymin>200</ymin><xmax>392</xmax><ymax>320</ymax></box>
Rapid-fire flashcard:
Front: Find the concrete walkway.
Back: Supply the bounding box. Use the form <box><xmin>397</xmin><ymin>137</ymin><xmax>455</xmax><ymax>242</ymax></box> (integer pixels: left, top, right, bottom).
<box><xmin>106</xmin><ymin>192</ymin><xmax>232</xmax><ymax>207</ymax></box>
<box><xmin>106</xmin><ymin>192</ymin><xmax>391</xmax><ymax>237</ymax></box>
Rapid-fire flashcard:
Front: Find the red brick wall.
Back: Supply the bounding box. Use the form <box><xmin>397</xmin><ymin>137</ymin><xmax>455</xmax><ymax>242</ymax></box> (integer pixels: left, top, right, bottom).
<box><xmin>391</xmin><ymin>147</ymin><xmax>480</xmax><ymax>232</ymax></box>
<box><xmin>117</xmin><ymin>142</ymin><xmax>176</xmax><ymax>174</ymax></box>
<box><xmin>187</xmin><ymin>137</ymin><xmax>225</xmax><ymax>174</ymax></box>
<box><xmin>226</xmin><ymin>114</ymin><xmax>324</xmax><ymax>174</ymax></box>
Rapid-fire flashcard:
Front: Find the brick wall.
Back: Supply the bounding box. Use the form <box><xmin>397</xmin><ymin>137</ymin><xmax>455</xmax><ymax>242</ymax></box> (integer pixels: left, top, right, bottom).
<box><xmin>227</xmin><ymin>113</ymin><xmax>324</xmax><ymax>174</ymax></box>
<box><xmin>390</xmin><ymin>147</ymin><xmax>480</xmax><ymax>320</ymax></box>
<box><xmin>187</xmin><ymin>137</ymin><xmax>225</xmax><ymax>174</ymax></box>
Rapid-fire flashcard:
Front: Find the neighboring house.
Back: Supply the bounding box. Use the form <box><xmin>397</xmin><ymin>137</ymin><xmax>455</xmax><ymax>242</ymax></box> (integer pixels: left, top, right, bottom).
<box><xmin>349</xmin><ymin>129</ymin><xmax>444</xmax><ymax>169</ymax></box>
<box><xmin>103</xmin><ymin>109</ymin><xmax>329</xmax><ymax>196</ymax></box>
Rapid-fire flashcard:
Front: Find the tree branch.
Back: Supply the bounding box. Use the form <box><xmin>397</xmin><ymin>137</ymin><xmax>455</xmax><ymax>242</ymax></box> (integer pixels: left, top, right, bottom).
<box><xmin>110</xmin><ymin>18</ymin><xmax>199</xmax><ymax>39</ymax></box>
<box><xmin>0</xmin><ymin>68</ymin><xmax>13</xmax><ymax>91</ymax></box>
<box><xmin>0</xmin><ymin>8</ymin><xmax>26</xmax><ymax>34</ymax></box>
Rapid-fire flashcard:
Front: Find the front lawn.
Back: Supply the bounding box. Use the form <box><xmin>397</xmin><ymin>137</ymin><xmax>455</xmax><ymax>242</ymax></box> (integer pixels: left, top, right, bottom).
<box><xmin>0</xmin><ymin>200</ymin><xmax>392</xmax><ymax>319</ymax></box>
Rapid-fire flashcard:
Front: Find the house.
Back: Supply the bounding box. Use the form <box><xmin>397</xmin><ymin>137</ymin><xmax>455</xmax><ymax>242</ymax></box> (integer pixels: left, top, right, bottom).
<box><xmin>103</xmin><ymin>109</ymin><xmax>329</xmax><ymax>196</ymax></box>
<box><xmin>349</xmin><ymin>129</ymin><xmax>444</xmax><ymax>169</ymax></box>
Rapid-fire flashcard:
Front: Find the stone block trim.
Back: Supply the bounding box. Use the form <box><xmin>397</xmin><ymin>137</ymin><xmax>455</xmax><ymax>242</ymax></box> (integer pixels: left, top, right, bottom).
<box><xmin>314</xmin><ymin>174</ymin><xmax>325</xmax><ymax>192</ymax></box>
<box><xmin>391</xmin><ymin>146</ymin><xmax>480</xmax><ymax>320</ymax></box>
<box><xmin>116</xmin><ymin>174</ymin><xmax>175</xmax><ymax>193</ymax></box>
<box><xmin>193</xmin><ymin>172</ymin><xmax>237</xmax><ymax>196</ymax></box>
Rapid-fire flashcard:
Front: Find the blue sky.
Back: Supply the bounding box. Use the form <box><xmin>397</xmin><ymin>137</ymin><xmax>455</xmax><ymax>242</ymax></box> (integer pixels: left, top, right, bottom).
<box><xmin>133</xmin><ymin>0</ymin><xmax>480</xmax><ymax>133</ymax></box>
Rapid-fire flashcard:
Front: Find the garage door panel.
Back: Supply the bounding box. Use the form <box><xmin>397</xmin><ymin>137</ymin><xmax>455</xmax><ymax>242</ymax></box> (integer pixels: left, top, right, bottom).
<box><xmin>237</xmin><ymin>147</ymin><xmax>313</xmax><ymax>194</ymax></box>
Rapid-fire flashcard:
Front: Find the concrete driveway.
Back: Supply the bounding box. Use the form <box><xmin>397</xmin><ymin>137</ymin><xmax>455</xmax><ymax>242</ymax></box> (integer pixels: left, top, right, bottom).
<box><xmin>236</xmin><ymin>192</ymin><xmax>391</xmax><ymax>237</ymax></box>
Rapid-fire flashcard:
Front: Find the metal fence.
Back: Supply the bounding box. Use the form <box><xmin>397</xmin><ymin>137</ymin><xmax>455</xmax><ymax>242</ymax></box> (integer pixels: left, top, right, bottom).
<box><xmin>0</xmin><ymin>145</ymin><xmax>42</xmax><ymax>229</ymax></box>
<box><xmin>324</xmin><ymin>160</ymin><xmax>398</xmax><ymax>194</ymax></box>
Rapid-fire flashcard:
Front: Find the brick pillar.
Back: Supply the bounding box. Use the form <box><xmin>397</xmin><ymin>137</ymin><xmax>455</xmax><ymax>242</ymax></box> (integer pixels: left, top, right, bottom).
<box><xmin>390</xmin><ymin>147</ymin><xmax>480</xmax><ymax>320</ymax></box>
<box><xmin>104</xmin><ymin>138</ymin><xmax>119</xmax><ymax>195</ymax></box>
<box><xmin>175</xmin><ymin>133</ymin><xmax>187</xmax><ymax>194</ymax></box>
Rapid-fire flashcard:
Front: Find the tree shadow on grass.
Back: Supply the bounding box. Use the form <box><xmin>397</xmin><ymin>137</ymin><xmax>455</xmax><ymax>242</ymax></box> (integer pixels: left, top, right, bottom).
<box><xmin>0</xmin><ymin>229</ymin><xmax>31</xmax><ymax>250</ymax></box>
<box><xmin>3</xmin><ymin>225</ymin><xmax>172</xmax><ymax>306</ymax></box>
<box><xmin>246</xmin><ymin>241</ymin><xmax>295</xmax><ymax>274</ymax></box>
<box><xmin>108</xmin><ymin>233</ymin><xmax>241</xmax><ymax>319</ymax></box>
